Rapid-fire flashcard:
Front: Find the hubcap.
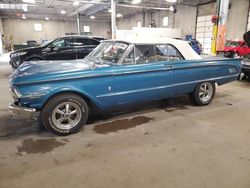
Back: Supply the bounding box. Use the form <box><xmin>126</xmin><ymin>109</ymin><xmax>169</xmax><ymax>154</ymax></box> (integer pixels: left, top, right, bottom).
<box><xmin>198</xmin><ymin>82</ymin><xmax>213</xmax><ymax>103</ymax></box>
<box><xmin>52</xmin><ymin>102</ymin><xmax>82</xmax><ymax>130</ymax></box>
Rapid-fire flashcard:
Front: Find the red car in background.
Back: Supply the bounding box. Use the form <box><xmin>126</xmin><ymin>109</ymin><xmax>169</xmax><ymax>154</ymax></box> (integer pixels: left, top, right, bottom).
<box><xmin>223</xmin><ymin>40</ymin><xmax>250</xmax><ymax>58</ymax></box>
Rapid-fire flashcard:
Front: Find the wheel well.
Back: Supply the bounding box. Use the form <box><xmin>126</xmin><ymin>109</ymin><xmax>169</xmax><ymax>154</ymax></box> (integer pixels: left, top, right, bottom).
<box><xmin>42</xmin><ymin>91</ymin><xmax>98</xmax><ymax>110</ymax></box>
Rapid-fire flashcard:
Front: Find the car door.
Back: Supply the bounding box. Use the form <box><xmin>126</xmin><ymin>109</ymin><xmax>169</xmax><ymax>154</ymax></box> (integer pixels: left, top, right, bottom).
<box><xmin>42</xmin><ymin>37</ymin><xmax>76</xmax><ymax>60</ymax></box>
<box><xmin>113</xmin><ymin>44</ymin><xmax>174</xmax><ymax>106</ymax></box>
<box><xmin>75</xmin><ymin>38</ymin><xmax>100</xmax><ymax>59</ymax></box>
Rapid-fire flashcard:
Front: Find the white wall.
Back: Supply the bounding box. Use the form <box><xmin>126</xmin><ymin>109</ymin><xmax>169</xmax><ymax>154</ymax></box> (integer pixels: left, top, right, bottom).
<box><xmin>2</xmin><ymin>18</ymin><xmax>111</xmax><ymax>44</ymax></box>
<box><xmin>117</xmin><ymin>4</ymin><xmax>197</xmax><ymax>39</ymax></box>
<box><xmin>175</xmin><ymin>5</ymin><xmax>197</xmax><ymax>38</ymax></box>
<box><xmin>227</xmin><ymin>0</ymin><xmax>249</xmax><ymax>40</ymax></box>
<box><xmin>197</xmin><ymin>0</ymin><xmax>250</xmax><ymax>40</ymax></box>
<box><xmin>0</xmin><ymin>18</ymin><xmax>3</xmax><ymax>34</ymax></box>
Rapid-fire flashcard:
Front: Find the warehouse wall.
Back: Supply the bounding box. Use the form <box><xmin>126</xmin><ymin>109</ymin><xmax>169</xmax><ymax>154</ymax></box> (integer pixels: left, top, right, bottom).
<box><xmin>197</xmin><ymin>0</ymin><xmax>249</xmax><ymax>40</ymax></box>
<box><xmin>117</xmin><ymin>4</ymin><xmax>197</xmax><ymax>39</ymax></box>
<box><xmin>227</xmin><ymin>0</ymin><xmax>249</xmax><ymax>40</ymax></box>
<box><xmin>0</xmin><ymin>18</ymin><xmax>3</xmax><ymax>34</ymax></box>
<box><xmin>2</xmin><ymin>18</ymin><xmax>110</xmax><ymax>44</ymax></box>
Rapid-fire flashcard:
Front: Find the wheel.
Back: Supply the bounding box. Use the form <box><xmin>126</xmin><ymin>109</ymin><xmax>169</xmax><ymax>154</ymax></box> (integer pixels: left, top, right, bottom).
<box><xmin>41</xmin><ymin>93</ymin><xmax>89</xmax><ymax>136</ymax></box>
<box><xmin>189</xmin><ymin>82</ymin><xmax>216</xmax><ymax>106</ymax></box>
<box><xmin>232</xmin><ymin>52</ymin><xmax>239</xmax><ymax>58</ymax></box>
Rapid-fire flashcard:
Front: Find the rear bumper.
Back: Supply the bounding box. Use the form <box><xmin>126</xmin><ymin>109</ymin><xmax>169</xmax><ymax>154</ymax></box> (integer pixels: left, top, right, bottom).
<box><xmin>8</xmin><ymin>102</ymin><xmax>38</xmax><ymax>119</ymax></box>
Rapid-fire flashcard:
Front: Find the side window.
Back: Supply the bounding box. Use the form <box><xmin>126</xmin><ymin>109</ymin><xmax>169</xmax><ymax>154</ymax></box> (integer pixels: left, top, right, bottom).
<box><xmin>123</xmin><ymin>48</ymin><xmax>135</xmax><ymax>65</ymax></box>
<box><xmin>167</xmin><ymin>44</ymin><xmax>183</xmax><ymax>60</ymax></box>
<box><xmin>92</xmin><ymin>39</ymin><xmax>100</xmax><ymax>45</ymax></box>
<box><xmin>84</xmin><ymin>39</ymin><xmax>94</xmax><ymax>45</ymax></box>
<box><xmin>51</xmin><ymin>38</ymin><xmax>72</xmax><ymax>48</ymax></box>
<box><xmin>135</xmin><ymin>45</ymin><xmax>156</xmax><ymax>64</ymax></box>
<box><xmin>155</xmin><ymin>45</ymin><xmax>168</xmax><ymax>61</ymax></box>
<box><xmin>72</xmin><ymin>38</ymin><xmax>85</xmax><ymax>47</ymax></box>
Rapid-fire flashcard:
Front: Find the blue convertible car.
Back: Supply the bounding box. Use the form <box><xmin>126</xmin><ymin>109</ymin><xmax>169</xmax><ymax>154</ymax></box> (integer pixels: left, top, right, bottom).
<box><xmin>9</xmin><ymin>38</ymin><xmax>241</xmax><ymax>135</ymax></box>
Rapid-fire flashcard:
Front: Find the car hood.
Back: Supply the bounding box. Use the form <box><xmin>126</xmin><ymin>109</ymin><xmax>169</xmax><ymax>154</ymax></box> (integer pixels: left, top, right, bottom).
<box><xmin>10</xmin><ymin>59</ymin><xmax>106</xmax><ymax>85</ymax></box>
<box><xmin>11</xmin><ymin>46</ymin><xmax>43</xmax><ymax>55</ymax></box>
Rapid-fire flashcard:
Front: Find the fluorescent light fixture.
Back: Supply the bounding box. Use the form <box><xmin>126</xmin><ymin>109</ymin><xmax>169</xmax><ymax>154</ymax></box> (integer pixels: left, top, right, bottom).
<box><xmin>45</xmin><ymin>17</ymin><xmax>49</xmax><ymax>20</ymax></box>
<box><xmin>108</xmin><ymin>9</ymin><xmax>112</xmax><ymax>13</ymax></box>
<box><xmin>132</xmin><ymin>0</ymin><xmax>141</xmax><ymax>4</ymax></box>
<box><xmin>116</xmin><ymin>13</ymin><xmax>122</xmax><ymax>18</ymax></box>
<box><xmin>90</xmin><ymin>15</ymin><xmax>95</xmax><ymax>19</ymax></box>
<box><xmin>61</xmin><ymin>10</ymin><xmax>66</xmax><ymax>14</ymax></box>
<box><xmin>22</xmin><ymin>0</ymin><xmax>36</xmax><ymax>3</ymax></box>
<box><xmin>166</xmin><ymin>0</ymin><xmax>177</xmax><ymax>2</ymax></box>
<box><xmin>73</xmin><ymin>1</ymin><xmax>79</xmax><ymax>6</ymax></box>
<box><xmin>22</xmin><ymin>14</ymin><xmax>26</xmax><ymax>19</ymax></box>
<box><xmin>169</xmin><ymin>5</ymin><xmax>174</xmax><ymax>11</ymax></box>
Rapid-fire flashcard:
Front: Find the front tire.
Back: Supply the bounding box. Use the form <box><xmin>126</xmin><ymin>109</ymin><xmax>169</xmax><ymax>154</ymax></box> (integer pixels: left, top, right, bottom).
<box><xmin>189</xmin><ymin>82</ymin><xmax>216</xmax><ymax>106</ymax></box>
<box><xmin>41</xmin><ymin>93</ymin><xmax>89</xmax><ymax>136</ymax></box>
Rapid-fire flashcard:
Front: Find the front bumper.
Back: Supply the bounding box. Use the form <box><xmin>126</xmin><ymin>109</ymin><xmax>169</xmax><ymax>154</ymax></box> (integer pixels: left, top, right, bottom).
<box><xmin>242</xmin><ymin>67</ymin><xmax>250</xmax><ymax>75</ymax></box>
<box><xmin>8</xmin><ymin>102</ymin><xmax>38</xmax><ymax>119</ymax></box>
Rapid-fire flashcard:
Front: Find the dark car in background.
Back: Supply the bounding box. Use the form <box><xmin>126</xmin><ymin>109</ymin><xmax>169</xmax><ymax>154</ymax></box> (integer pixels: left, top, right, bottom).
<box><xmin>9</xmin><ymin>35</ymin><xmax>100</xmax><ymax>68</ymax></box>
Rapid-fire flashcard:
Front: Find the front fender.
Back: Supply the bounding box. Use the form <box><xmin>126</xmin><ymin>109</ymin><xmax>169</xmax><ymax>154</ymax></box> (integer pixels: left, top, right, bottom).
<box><xmin>18</xmin><ymin>85</ymin><xmax>103</xmax><ymax>110</ymax></box>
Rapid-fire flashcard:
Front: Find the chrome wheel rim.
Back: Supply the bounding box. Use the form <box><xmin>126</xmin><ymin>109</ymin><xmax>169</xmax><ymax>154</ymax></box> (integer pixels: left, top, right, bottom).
<box><xmin>198</xmin><ymin>82</ymin><xmax>213</xmax><ymax>103</ymax></box>
<box><xmin>52</xmin><ymin>102</ymin><xmax>82</xmax><ymax>130</ymax></box>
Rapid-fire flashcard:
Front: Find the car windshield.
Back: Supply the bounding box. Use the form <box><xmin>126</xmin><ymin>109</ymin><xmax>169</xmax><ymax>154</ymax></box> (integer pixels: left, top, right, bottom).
<box><xmin>86</xmin><ymin>41</ymin><xmax>128</xmax><ymax>63</ymax></box>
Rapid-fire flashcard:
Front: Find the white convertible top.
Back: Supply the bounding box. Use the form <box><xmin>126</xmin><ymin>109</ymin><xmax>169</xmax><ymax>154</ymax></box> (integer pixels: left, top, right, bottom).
<box><xmin>106</xmin><ymin>38</ymin><xmax>202</xmax><ymax>60</ymax></box>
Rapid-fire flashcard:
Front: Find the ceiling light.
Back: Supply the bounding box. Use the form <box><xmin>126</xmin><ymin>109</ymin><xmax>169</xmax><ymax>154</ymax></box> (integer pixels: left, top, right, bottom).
<box><xmin>166</xmin><ymin>0</ymin><xmax>177</xmax><ymax>3</ymax></box>
<box><xmin>90</xmin><ymin>15</ymin><xmax>95</xmax><ymax>19</ymax></box>
<box><xmin>73</xmin><ymin>1</ymin><xmax>79</xmax><ymax>6</ymax></box>
<box><xmin>22</xmin><ymin>14</ymin><xmax>26</xmax><ymax>19</ymax></box>
<box><xmin>132</xmin><ymin>0</ymin><xmax>141</xmax><ymax>4</ymax></box>
<box><xmin>108</xmin><ymin>9</ymin><xmax>112</xmax><ymax>13</ymax></box>
<box><xmin>22</xmin><ymin>0</ymin><xmax>36</xmax><ymax>3</ymax></box>
<box><xmin>61</xmin><ymin>10</ymin><xmax>66</xmax><ymax>14</ymax></box>
<box><xmin>169</xmin><ymin>5</ymin><xmax>174</xmax><ymax>11</ymax></box>
<box><xmin>116</xmin><ymin>13</ymin><xmax>122</xmax><ymax>18</ymax></box>
<box><xmin>45</xmin><ymin>17</ymin><xmax>49</xmax><ymax>20</ymax></box>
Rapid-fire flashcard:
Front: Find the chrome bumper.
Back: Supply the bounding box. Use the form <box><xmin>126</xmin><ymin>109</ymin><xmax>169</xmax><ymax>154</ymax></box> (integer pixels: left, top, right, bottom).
<box><xmin>8</xmin><ymin>102</ymin><xmax>38</xmax><ymax>119</ymax></box>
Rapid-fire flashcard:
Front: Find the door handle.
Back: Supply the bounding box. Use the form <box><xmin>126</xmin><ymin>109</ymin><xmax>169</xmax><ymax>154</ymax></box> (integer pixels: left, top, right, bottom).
<box><xmin>165</xmin><ymin>64</ymin><xmax>173</xmax><ymax>69</ymax></box>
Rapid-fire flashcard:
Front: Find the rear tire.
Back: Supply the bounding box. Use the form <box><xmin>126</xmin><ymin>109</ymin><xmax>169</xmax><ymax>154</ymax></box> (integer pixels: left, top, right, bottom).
<box><xmin>189</xmin><ymin>82</ymin><xmax>216</xmax><ymax>106</ymax></box>
<box><xmin>41</xmin><ymin>93</ymin><xmax>89</xmax><ymax>136</ymax></box>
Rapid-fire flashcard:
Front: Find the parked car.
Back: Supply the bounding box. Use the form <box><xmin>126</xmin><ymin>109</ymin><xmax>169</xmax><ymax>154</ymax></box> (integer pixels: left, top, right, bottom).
<box><xmin>241</xmin><ymin>57</ymin><xmax>250</xmax><ymax>77</ymax></box>
<box><xmin>187</xmin><ymin>39</ymin><xmax>202</xmax><ymax>54</ymax></box>
<box><xmin>9</xmin><ymin>38</ymin><xmax>241</xmax><ymax>136</ymax></box>
<box><xmin>26</xmin><ymin>40</ymin><xmax>38</xmax><ymax>47</ymax></box>
<box><xmin>9</xmin><ymin>35</ymin><xmax>100</xmax><ymax>68</ymax></box>
<box><xmin>223</xmin><ymin>40</ymin><xmax>250</xmax><ymax>58</ymax></box>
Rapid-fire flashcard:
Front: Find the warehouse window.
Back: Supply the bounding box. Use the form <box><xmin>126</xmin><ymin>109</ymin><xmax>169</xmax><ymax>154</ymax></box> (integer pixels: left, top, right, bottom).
<box><xmin>162</xmin><ymin>17</ymin><xmax>169</xmax><ymax>27</ymax></box>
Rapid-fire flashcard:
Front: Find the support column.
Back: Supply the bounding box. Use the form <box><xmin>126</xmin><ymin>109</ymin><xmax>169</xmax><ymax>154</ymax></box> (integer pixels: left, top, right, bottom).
<box><xmin>77</xmin><ymin>13</ymin><xmax>81</xmax><ymax>34</ymax></box>
<box><xmin>111</xmin><ymin>0</ymin><xmax>116</xmax><ymax>39</ymax></box>
<box><xmin>216</xmin><ymin>0</ymin><xmax>229</xmax><ymax>52</ymax></box>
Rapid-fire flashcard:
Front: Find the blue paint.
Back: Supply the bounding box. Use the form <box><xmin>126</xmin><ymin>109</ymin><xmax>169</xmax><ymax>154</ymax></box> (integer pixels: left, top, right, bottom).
<box><xmin>10</xmin><ymin>57</ymin><xmax>241</xmax><ymax>111</ymax></box>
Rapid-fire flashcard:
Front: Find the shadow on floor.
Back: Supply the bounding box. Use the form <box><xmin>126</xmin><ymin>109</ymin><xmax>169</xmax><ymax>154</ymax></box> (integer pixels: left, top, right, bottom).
<box><xmin>0</xmin><ymin>96</ymin><xmax>192</xmax><ymax>138</ymax></box>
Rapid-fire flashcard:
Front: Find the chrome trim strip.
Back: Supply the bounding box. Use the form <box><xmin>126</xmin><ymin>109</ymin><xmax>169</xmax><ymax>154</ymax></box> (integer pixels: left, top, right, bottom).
<box><xmin>96</xmin><ymin>74</ymin><xmax>238</xmax><ymax>98</ymax></box>
<box><xmin>15</xmin><ymin>62</ymin><xmax>240</xmax><ymax>85</ymax></box>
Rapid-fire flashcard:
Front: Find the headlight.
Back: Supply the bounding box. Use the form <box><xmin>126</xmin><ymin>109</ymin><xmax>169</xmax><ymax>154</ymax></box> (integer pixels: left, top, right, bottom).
<box><xmin>10</xmin><ymin>51</ymin><xmax>27</xmax><ymax>58</ymax></box>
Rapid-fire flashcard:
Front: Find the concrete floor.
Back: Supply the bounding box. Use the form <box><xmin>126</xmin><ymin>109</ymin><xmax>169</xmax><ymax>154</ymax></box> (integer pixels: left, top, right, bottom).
<box><xmin>0</xmin><ymin>60</ymin><xmax>250</xmax><ymax>188</ymax></box>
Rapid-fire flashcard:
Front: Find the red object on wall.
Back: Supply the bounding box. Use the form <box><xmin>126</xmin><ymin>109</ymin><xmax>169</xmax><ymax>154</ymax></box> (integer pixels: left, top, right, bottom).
<box><xmin>211</xmin><ymin>14</ymin><xmax>219</xmax><ymax>24</ymax></box>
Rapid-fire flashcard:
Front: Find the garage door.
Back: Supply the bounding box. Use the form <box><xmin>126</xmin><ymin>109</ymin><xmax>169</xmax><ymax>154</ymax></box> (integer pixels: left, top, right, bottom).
<box><xmin>196</xmin><ymin>15</ymin><xmax>213</xmax><ymax>54</ymax></box>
